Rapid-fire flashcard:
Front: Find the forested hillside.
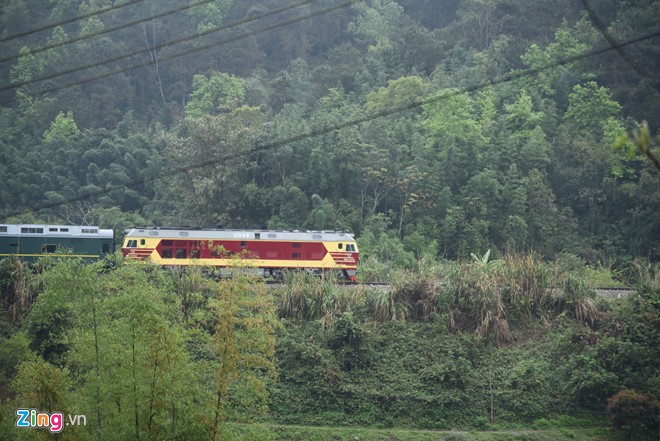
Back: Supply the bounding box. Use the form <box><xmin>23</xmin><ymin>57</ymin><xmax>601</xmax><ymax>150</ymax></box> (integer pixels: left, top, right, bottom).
<box><xmin>1</xmin><ymin>0</ymin><xmax>659</xmax><ymax>264</ymax></box>
<box><xmin>1</xmin><ymin>3</ymin><xmax>660</xmax><ymax>440</ymax></box>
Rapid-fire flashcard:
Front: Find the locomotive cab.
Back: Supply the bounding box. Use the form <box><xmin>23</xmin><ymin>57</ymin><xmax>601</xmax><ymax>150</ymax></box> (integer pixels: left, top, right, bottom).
<box><xmin>121</xmin><ymin>236</ymin><xmax>152</xmax><ymax>260</ymax></box>
<box><xmin>335</xmin><ymin>241</ymin><xmax>359</xmax><ymax>282</ymax></box>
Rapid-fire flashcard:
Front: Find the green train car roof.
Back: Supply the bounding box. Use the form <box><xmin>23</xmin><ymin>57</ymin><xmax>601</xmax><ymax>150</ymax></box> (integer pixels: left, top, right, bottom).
<box><xmin>0</xmin><ymin>224</ymin><xmax>114</xmax><ymax>239</ymax></box>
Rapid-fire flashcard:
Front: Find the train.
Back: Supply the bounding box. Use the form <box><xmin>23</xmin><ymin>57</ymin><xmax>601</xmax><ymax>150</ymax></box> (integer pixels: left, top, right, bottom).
<box><xmin>0</xmin><ymin>224</ymin><xmax>115</xmax><ymax>263</ymax></box>
<box><xmin>0</xmin><ymin>224</ymin><xmax>359</xmax><ymax>281</ymax></box>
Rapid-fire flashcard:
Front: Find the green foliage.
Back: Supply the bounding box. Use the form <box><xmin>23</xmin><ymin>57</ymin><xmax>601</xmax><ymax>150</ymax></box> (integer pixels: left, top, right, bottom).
<box><xmin>607</xmin><ymin>390</ymin><xmax>660</xmax><ymax>441</ymax></box>
<box><xmin>208</xmin><ymin>277</ymin><xmax>278</xmax><ymax>436</ymax></box>
<box><xmin>186</xmin><ymin>72</ymin><xmax>247</xmax><ymax>117</ymax></box>
<box><xmin>1</xmin><ymin>0</ymin><xmax>658</xmax><ymax>265</ymax></box>
<box><xmin>0</xmin><ymin>257</ymin><xmax>41</xmax><ymax>326</ymax></box>
<box><xmin>564</xmin><ymin>83</ymin><xmax>621</xmax><ymax>133</ymax></box>
<box><xmin>0</xmin><ymin>332</ymin><xmax>35</xmax><ymax>402</ymax></box>
<box><xmin>42</xmin><ymin>111</ymin><xmax>79</xmax><ymax>143</ymax></box>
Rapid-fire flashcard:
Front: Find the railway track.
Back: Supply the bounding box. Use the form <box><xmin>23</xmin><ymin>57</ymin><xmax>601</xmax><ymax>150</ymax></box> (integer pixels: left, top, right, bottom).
<box><xmin>593</xmin><ymin>287</ymin><xmax>636</xmax><ymax>298</ymax></box>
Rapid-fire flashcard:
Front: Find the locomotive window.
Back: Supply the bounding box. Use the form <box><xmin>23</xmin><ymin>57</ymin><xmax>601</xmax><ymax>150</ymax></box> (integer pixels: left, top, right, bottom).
<box><xmin>49</xmin><ymin>227</ymin><xmax>58</xmax><ymax>232</ymax></box>
<box><xmin>255</xmin><ymin>233</ymin><xmax>260</xmax><ymax>239</ymax></box>
<box><xmin>102</xmin><ymin>244</ymin><xmax>109</xmax><ymax>253</ymax></box>
<box><xmin>175</xmin><ymin>249</ymin><xmax>187</xmax><ymax>259</ymax></box>
<box><xmin>190</xmin><ymin>248</ymin><xmax>200</xmax><ymax>259</ymax></box>
<box><xmin>338</xmin><ymin>243</ymin><xmax>343</xmax><ymax>250</ymax></box>
<box><xmin>346</xmin><ymin>244</ymin><xmax>355</xmax><ymax>252</ymax></box>
<box><xmin>81</xmin><ymin>228</ymin><xmax>97</xmax><ymax>234</ymax></box>
<box><xmin>140</xmin><ymin>239</ymin><xmax>145</xmax><ymax>245</ymax></box>
<box><xmin>162</xmin><ymin>248</ymin><xmax>173</xmax><ymax>258</ymax></box>
<box><xmin>42</xmin><ymin>244</ymin><xmax>57</xmax><ymax>253</ymax></box>
<box><xmin>0</xmin><ymin>226</ymin><xmax>6</xmax><ymax>232</ymax></box>
<box><xmin>292</xmin><ymin>243</ymin><xmax>301</xmax><ymax>248</ymax></box>
<box><xmin>162</xmin><ymin>240</ymin><xmax>173</xmax><ymax>246</ymax></box>
<box><xmin>240</xmin><ymin>241</ymin><xmax>246</xmax><ymax>247</ymax></box>
<box><xmin>60</xmin><ymin>228</ymin><xmax>69</xmax><ymax>232</ymax></box>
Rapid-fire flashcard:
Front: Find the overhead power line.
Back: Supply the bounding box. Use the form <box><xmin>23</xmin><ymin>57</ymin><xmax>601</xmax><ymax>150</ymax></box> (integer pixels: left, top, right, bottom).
<box><xmin>0</xmin><ymin>0</ymin><xmax>217</xmax><ymax>65</ymax></box>
<box><xmin>0</xmin><ymin>0</ymin><xmax>145</xmax><ymax>44</ymax></box>
<box><xmin>2</xmin><ymin>27</ymin><xmax>659</xmax><ymax>219</ymax></box>
<box><xmin>0</xmin><ymin>0</ymin><xmax>328</xmax><ymax>99</ymax></box>
<box><xmin>580</xmin><ymin>0</ymin><xmax>660</xmax><ymax>93</ymax></box>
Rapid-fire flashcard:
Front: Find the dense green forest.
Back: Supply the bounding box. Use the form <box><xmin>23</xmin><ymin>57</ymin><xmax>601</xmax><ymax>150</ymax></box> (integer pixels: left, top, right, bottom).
<box><xmin>0</xmin><ymin>258</ymin><xmax>659</xmax><ymax>440</ymax></box>
<box><xmin>0</xmin><ymin>0</ymin><xmax>658</xmax><ymax>264</ymax></box>
<box><xmin>1</xmin><ymin>1</ymin><xmax>660</xmax><ymax>440</ymax></box>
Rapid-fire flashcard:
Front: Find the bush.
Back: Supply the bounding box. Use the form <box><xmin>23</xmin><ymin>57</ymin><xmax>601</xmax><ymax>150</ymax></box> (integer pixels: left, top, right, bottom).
<box><xmin>532</xmin><ymin>418</ymin><xmax>551</xmax><ymax>429</ymax></box>
<box><xmin>607</xmin><ymin>389</ymin><xmax>660</xmax><ymax>440</ymax></box>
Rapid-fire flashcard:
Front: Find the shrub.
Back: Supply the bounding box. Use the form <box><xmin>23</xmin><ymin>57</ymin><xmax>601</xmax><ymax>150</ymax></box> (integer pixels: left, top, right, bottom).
<box><xmin>607</xmin><ymin>389</ymin><xmax>660</xmax><ymax>440</ymax></box>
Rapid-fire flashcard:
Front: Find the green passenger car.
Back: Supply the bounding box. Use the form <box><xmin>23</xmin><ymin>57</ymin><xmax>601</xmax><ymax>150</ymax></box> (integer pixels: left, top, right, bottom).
<box><xmin>0</xmin><ymin>224</ymin><xmax>115</xmax><ymax>263</ymax></box>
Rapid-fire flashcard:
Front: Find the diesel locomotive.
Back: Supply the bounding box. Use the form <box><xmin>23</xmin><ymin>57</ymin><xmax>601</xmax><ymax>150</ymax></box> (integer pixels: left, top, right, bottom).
<box><xmin>122</xmin><ymin>227</ymin><xmax>359</xmax><ymax>281</ymax></box>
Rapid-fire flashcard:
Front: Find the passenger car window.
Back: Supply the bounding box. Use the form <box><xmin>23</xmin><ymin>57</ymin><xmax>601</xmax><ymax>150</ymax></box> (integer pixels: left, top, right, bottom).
<box><xmin>42</xmin><ymin>244</ymin><xmax>57</xmax><ymax>253</ymax></box>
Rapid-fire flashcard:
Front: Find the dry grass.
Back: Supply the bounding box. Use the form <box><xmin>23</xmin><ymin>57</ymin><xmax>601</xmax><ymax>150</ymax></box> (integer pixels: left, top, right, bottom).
<box><xmin>2</xmin><ymin>258</ymin><xmax>41</xmax><ymax>320</ymax></box>
<box><xmin>278</xmin><ymin>272</ymin><xmax>363</xmax><ymax>327</ymax></box>
<box><xmin>276</xmin><ymin>254</ymin><xmax>607</xmax><ymax>337</ymax></box>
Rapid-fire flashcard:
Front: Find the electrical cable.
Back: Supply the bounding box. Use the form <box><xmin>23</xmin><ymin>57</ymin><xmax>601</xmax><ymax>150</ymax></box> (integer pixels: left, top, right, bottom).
<box><xmin>0</xmin><ymin>0</ymin><xmax>331</xmax><ymax>97</ymax></box>
<box><xmin>0</xmin><ymin>0</ymin><xmax>145</xmax><ymax>44</ymax></box>
<box><xmin>2</xmin><ymin>27</ymin><xmax>658</xmax><ymax>219</ymax></box>
<box><xmin>580</xmin><ymin>0</ymin><xmax>660</xmax><ymax>93</ymax></box>
<box><xmin>0</xmin><ymin>0</ymin><xmax>217</xmax><ymax>65</ymax></box>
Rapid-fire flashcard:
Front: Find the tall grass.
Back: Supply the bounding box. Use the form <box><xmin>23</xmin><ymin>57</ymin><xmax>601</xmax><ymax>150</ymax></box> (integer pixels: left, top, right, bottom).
<box><xmin>630</xmin><ymin>259</ymin><xmax>660</xmax><ymax>290</ymax></box>
<box><xmin>0</xmin><ymin>257</ymin><xmax>42</xmax><ymax>321</ymax></box>
<box><xmin>275</xmin><ymin>254</ymin><xmax>607</xmax><ymax>340</ymax></box>
<box><xmin>278</xmin><ymin>272</ymin><xmax>363</xmax><ymax>327</ymax></box>
<box><xmin>500</xmin><ymin>254</ymin><xmax>549</xmax><ymax>321</ymax></box>
<box><xmin>548</xmin><ymin>264</ymin><xmax>600</xmax><ymax>326</ymax></box>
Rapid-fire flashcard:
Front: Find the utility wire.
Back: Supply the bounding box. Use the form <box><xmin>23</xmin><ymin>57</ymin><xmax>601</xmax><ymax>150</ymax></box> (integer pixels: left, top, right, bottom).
<box><xmin>2</xmin><ymin>28</ymin><xmax>659</xmax><ymax>219</ymax></box>
<box><xmin>580</xmin><ymin>0</ymin><xmax>660</xmax><ymax>93</ymax></box>
<box><xmin>0</xmin><ymin>0</ymin><xmax>327</xmax><ymax>97</ymax></box>
<box><xmin>0</xmin><ymin>0</ymin><xmax>145</xmax><ymax>44</ymax></box>
<box><xmin>0</xmin><ymin>0</ymin><xmax>217</xmax><ymax>65</ymax></box>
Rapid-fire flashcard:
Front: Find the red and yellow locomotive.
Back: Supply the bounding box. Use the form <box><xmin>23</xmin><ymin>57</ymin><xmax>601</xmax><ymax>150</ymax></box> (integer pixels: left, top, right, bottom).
<box><xmin>122</xmin><ymin>228</ymin><xmax>359</xmax><ymax>281</ymax></box>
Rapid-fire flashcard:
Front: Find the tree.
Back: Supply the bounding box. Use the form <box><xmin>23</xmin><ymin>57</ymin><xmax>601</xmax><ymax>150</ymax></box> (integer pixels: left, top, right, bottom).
<box><xmin>207</xmin><ymin>277</ymin><xmax>277</xmax><ymax>440</ymax></box>
<box><xmin>185</xmin><ymin>73</ymin><xmax>247</xmax><ymax>117</ymax></box>
<box><xmin>607</xmin><ymin>389</ymin><xmax>660</xmax><ymax>441</ymax></box>
<box><xmin>23</xmin><ymin>259</ymin><xmax>203</xmax><ymax>440</ymax></box>
<box><xmin>161</xmin><ymin>106</ymin><xmax>265</xmax><ymax>226</ymax></box>
<box><xmin>43</xmin><ymin>111</ymin><xmax>79</xmax><ymax>143</ymax></box>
